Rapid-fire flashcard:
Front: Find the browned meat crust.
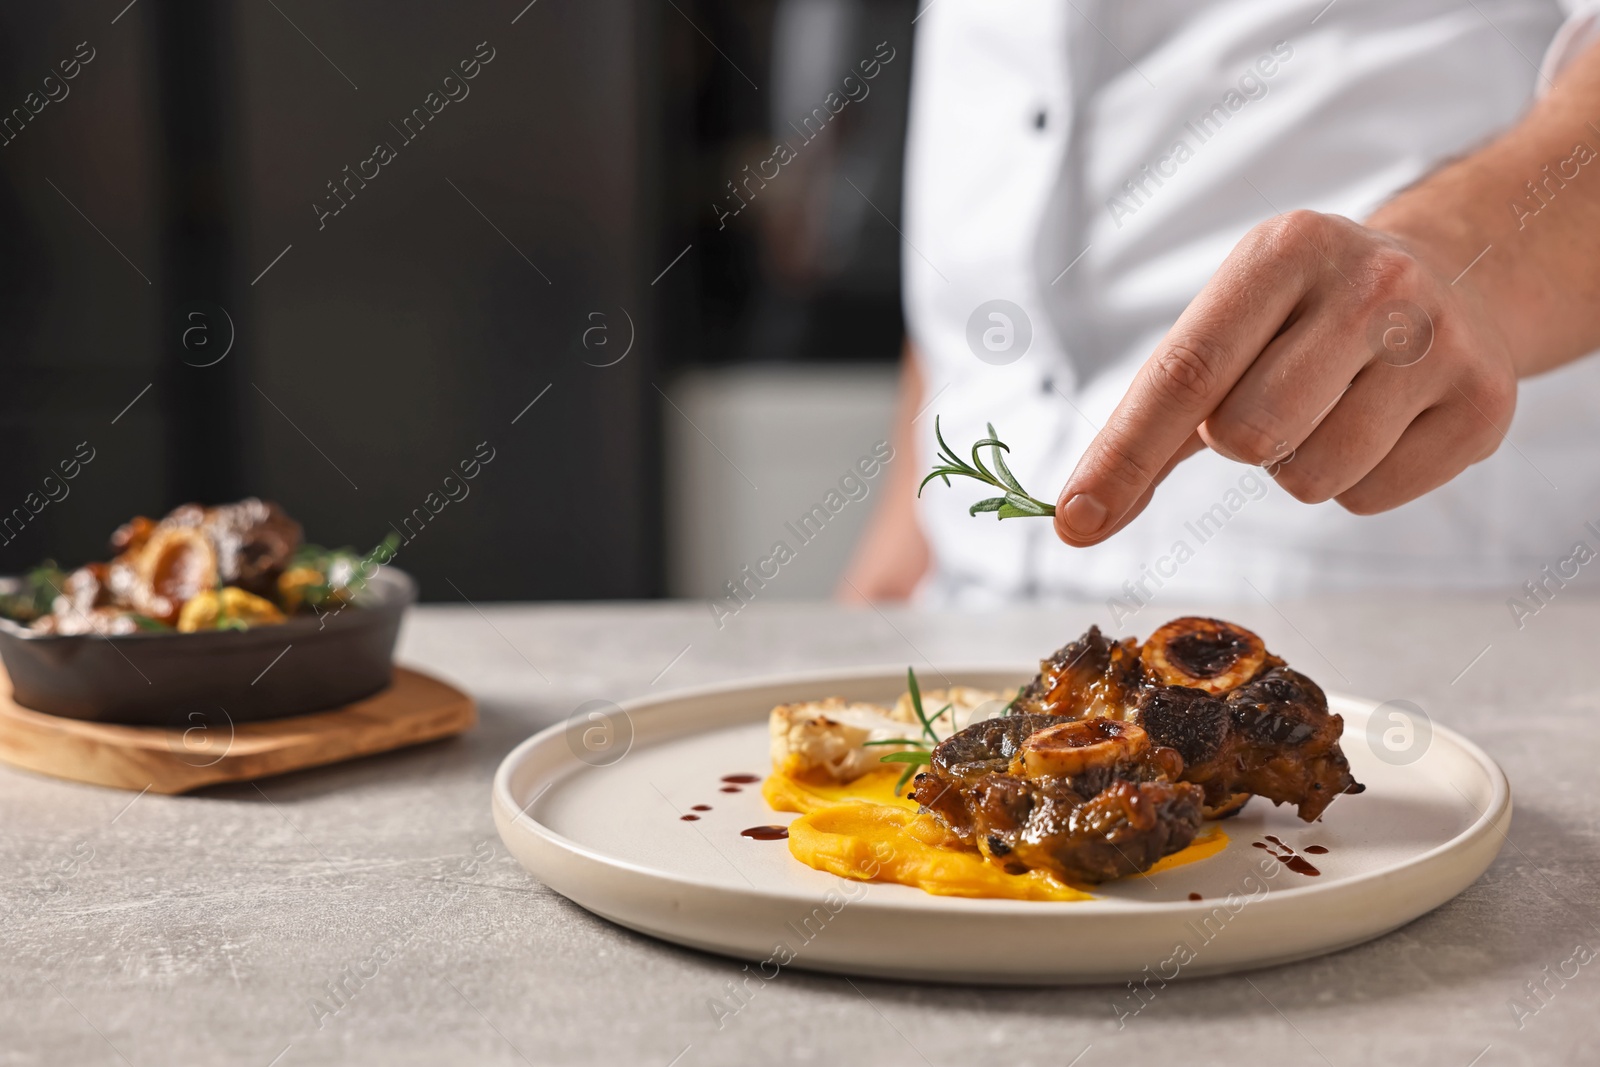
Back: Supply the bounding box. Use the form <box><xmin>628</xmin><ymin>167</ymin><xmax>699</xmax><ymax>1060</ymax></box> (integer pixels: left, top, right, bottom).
<box><xmin>1013</xmin><ymin>617</ymin><xmax>1363</xmax><ymax>823</ymax></box>
<box><xmin>910</xmin><ymin>714</ymin><xmax>1205</xmax><ymax>884</ymax></box>
<box><xmin>1225</xmin><ymin>667</ymin><xmax>1365</xmax><ymax>819</ymax></box>
<box><xmin>908</xmin><ymin>617</ymin><xmax>1363</xmax><ymax>884</ymax></box>
<box><xmin>1014</xmin><ymin>625</ymin><xmax>1143</xmax><ymax>720</ymax></box>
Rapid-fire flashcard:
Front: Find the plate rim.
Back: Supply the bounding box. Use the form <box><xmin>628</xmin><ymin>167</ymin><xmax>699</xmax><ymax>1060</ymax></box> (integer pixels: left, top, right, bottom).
<box><xmin>492</xmin><ymin>662</ymin><xmax>1511</xmax><ymax>916</ymax></box>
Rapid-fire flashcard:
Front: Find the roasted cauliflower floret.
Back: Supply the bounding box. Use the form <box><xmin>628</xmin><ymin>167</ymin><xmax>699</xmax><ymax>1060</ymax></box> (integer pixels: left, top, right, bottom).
<box><xmin>890</xmin><ymin>686</ymin><xmax>1012</xmax><ymax>734</ymax></box>
<box><xmin>769</xmin><ymin>699</ymin><xmax>913</xmax><ymax>783</ymax></box>
<box><xmin>770</xmin><ymin>688</ymin><xmax>1014</xmax><ymax>784</ymax></box>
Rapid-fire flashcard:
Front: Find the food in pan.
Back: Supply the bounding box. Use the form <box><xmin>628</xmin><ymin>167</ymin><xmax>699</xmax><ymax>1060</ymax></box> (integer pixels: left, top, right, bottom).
<box><xmin>0</xmin><ymin>499</ymin><xmax>397</xmax><ymax>636</ymax></box>
<box><xmin>763</xmin><ymin>617</ymin><xmax>1363</xmax><ymax>899</ymax></box>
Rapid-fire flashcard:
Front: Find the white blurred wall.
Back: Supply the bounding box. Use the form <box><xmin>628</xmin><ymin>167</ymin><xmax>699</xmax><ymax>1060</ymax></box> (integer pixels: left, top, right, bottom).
<box><xmin>664</xmin><ymin>365</ymin><xmax>898</xmax><ymax>600</ymax></box>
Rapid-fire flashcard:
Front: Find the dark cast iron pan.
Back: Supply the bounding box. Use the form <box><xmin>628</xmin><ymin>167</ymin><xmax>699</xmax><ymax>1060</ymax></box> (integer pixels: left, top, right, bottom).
<box><xmin>0</xmin><ymin>569</ymin><xmax>415</xmax><ymax>726</ymax></box>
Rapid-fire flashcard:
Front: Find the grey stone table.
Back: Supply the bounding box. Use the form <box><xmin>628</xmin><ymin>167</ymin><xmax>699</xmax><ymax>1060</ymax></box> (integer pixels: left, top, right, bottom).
<box><xmin>3</xmin><ymin>595</ymin><xmax>1597</xmax><ymax>1066</ymax></box>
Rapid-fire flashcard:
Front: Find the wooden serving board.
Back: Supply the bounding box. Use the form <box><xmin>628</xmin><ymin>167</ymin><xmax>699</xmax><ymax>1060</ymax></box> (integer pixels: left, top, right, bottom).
<box><xmin>0</xmin><ymin>665</ymin><xmax>475</xmax><ymax>794</ymax></box>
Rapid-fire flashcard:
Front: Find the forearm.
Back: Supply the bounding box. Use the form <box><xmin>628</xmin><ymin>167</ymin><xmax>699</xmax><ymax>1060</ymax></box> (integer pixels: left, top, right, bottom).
<box><xmin>1368</xmin><ymin>40</ymin><xmax>1600</xmax><ymax>377</ymax></box>
<box><xmin>880</xmin><ymin>342</ymin><xmax>926</xmax><ymax>524</ymax></box>
<box><xmin>837</xmin><ymin>342</ymin><xmax>930</xmax><ymax>601</ymax></box>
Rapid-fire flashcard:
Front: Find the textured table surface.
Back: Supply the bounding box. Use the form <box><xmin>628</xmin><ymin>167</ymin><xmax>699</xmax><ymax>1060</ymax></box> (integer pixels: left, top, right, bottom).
<box><xmin>3</xmin><ymin>594</ymin><xmax>1597</xmax><ymax>1066</ymax></box>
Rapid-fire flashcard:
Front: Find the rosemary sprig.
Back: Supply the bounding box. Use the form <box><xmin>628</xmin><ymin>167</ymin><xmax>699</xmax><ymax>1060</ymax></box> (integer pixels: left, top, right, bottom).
<box><xmin>881</xmin><ymin>750</ymin><xmax>932</xmax><ymax>794</ymax></box>
<box><xmin>878</xmin><ymin>667</ymin><xmax>952</xmax><ymax>793</ymax></box>
<box><xmin>290</xmin><ymin>531</ymin><xmax>402</xmax><ymax>610</ymax></box>
<box><xmin>904</xmin><ymin>666</ymin><xmax>939</xmax><ymax>744</ymax></box>
<box><xmin>918</xmin><ymin>416</ymin><xmax>1055</xmax><ymax>519</ymax></box>
<box><xmin>0</xmin><ymin>561</ymin><xmax>69</xmax><ymax>623</ymax></box>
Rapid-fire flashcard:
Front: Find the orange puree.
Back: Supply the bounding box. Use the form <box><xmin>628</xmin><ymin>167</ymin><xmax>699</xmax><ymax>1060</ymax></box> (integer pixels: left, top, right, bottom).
<box><xmin>763</xmin><ymin>769</ymin><xmax>1226</xmax><ymax>902</ymax></box>
<box><xmin>763</xmin><ymin>766</ymin><xmax>917</xmax><ymax>814</ymax></box>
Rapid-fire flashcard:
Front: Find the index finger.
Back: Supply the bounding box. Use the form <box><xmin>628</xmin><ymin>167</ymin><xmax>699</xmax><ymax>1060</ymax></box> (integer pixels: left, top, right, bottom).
<box><xmin>1053</xmin><ymin>220</ymin><xmax>1316</xmax><ymax>546</ymax></box>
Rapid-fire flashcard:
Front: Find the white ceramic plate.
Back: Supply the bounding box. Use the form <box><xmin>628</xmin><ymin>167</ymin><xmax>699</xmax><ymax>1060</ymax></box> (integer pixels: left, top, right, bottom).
<box><xmin>492</xmin><ymin>666</ymin><xmax>1510</xmax><ymax>984</ymax></box>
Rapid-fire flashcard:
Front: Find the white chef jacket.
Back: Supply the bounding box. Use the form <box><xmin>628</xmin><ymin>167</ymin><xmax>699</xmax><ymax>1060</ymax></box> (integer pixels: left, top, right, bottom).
<box><xmin>905</xmin><ymin>0</ymin><xmax>1600</xmax><ymax>610</ymax></box>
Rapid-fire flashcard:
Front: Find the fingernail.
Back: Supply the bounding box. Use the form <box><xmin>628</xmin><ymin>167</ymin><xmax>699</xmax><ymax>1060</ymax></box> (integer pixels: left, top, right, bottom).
<box><xmin>1060</xmin><ymin>493</ymin><xmax>1107</xmax><ymax>540</ymax></box>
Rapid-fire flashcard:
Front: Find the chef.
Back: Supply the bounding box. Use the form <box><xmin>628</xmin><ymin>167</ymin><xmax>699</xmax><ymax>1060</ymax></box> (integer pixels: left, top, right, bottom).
<box><xmin>842</xmin><ymin>0</ymin><xmax>1600</xmax><ymax>614</ymax></box>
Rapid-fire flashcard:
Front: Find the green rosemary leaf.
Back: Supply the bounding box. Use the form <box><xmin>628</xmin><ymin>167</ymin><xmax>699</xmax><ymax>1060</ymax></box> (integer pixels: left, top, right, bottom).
<box><xmin>905</xmin><ymin>667</ymin><xmax>939</xmax><ymax>743</ymax></box>
<box><xmin>0</xmin><ymin>561</ymin><xmax>69</xmax><ymax>623</ymax></box>
<box><xmin>989</xmin><ymin>427</ymin><xmax>1027</xmax><ymax>495</ymax></box>
<box><xmin>997</xmin><ymin>495</ymin><xmax>1053</xmax><ymax>520</ymax></box>
<box><xmin>933</xmin><ymin>415</ymin><xmax>961</xmax><ymax>469</ymax></box>
<box><xmin>969</xmin><ymin>497</ymin><xmax>1007</xmax><ymax>515</ymax></box>
<box><xmin>922</xmin><ymin>418</ymin><xmax>1056</xmax><ymax>520</ymax></box>
<box><xmin>883</xmin><ymin>747</ymin><xmax>933</xmax><ymax>795</ymax></box>
<box><xmin>967</xmin><ymin>438</ymin><xmax>1000</xmax><ymax>485</ymax></box>
<box><xmin>862</xmin><ymin>738</ymin><xmax>928</xmax><ymax>747</ymax></box>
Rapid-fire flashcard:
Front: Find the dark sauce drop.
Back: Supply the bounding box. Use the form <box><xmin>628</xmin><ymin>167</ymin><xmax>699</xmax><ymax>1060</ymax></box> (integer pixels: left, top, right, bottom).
<box><xmin>1304</xmin><ymin>844</ymin><xmax>1329</xmax><ymax>855</ymax></box>
<box><xmin>720</xmin><ymin>786</ymin><xmax>741</xmax><ymax>794</ymax></box>
<box><xmin>740</xmin><ymin>825</ymin><xmax>789</xmax><ymax>840</ymax></box>
<box><xmin>680</xmin><ymin>814</ymin><xmax>700</xmax><ymax>822</ymax></box>
<box><xmin>1188</xmin><ymin>892</ymin><xmax>1202</xmax><ymax>901</ymax></box>
<box><xmin>722</xmin><ymin>774</ymin><xmax>761</xmax><ymax>784</ymax></box>
<box><xmin>1254</xmin><ymin>837</ymin><xmax>1319</xmax><ymax>876</ymax></box>
<box><xmin>691</xmin><ymin>804</ymin><xmax>712</xmax><ymax>812</ymax></box>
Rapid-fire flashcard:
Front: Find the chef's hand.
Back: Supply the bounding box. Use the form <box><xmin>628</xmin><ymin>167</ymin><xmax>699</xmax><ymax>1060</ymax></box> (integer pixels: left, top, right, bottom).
<box><xmin>1053</xmin><ymin>212</ymin><xmax>1516</xmax><ymax>545</ymax></box>
<box><xmin>1053</xmin><ymin>40</ymin><xmax>1600</xmax><ymax>548</ymax></box>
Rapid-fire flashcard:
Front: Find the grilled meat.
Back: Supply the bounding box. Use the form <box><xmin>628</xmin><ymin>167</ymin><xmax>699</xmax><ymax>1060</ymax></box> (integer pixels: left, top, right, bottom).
<box><xmin>125</xmin><ymin>522</ymin><xmax>218</xmax><ymax>624</ymax></box>
<box><xmin>136</xmin><ymin>500</ymin><xmax>302</xmax><ymax>596</ymax></box>
<box><xmin>1144</xmin><ymin>681</ymin><xmax>1365</xmax><ymax>820</ymax></box>
<box><xmin>1012</xmin><ymin>617</ymin><xmax>1363</xmax><ymax>823</ymax></box>
<box><xmin>1013</xmin><ymin>625</ymin><xmax>1143</xmax><ymax>719</ymax></box>
<box><xmin>1204</xmin><ymin>793</ymin><xmax>1253</xmax><ymax>820</ymax></box>
<box><xmin>94</xmin><ymin>499</ymin><xmax>304</xmax><ymax>624</ymax></box>
<box><xmin>1223</xmin><ymin>667</ymin><xmax>1363</xmax><ymax>820</ymax></box>
<box><xmin>200</xmin><ymin>499</ymin><xmax>302</xmax><ymax>595</ymax></box>
<box><xmin>767</xmin><ymin>616</ymin><xmax>1364</xmax><ymax>887</ymax></box>
<box><xmin>1141</xmin><ymin>616</ymin><xmax>1278</xmax><ymax>694</ymax></box>
<box><xmin>911</xmin><ymin>714</ymin><xmax>1205</xmax><ymax>884</ymax></box>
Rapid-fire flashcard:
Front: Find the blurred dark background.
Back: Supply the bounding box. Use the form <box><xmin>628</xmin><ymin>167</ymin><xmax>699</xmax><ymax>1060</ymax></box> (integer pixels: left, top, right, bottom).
<box><xmin>0</xmin><ymin>0</ymin><xmax>913</xmax><ymax>601</ymax></box>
